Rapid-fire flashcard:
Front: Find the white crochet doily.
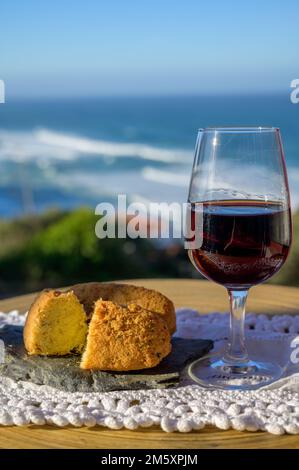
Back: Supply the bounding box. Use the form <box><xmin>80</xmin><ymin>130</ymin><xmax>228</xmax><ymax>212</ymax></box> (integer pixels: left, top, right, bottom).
<box><xmin>0</xmin><ymin>309</ymin><xmax>299</xmax><ymax>435</ymax></box>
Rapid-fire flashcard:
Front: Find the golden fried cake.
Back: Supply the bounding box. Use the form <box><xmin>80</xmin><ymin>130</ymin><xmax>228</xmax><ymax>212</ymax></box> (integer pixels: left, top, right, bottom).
<box><xmin>80</xmin><ymin>300</ymin><xmax>171</xmax><ymax>371</ymax></box>
<box><xmin>23</xmin><ymin>290</ymin><xmax>88</xmax><ymax>356</ymax></box>
<box><xmin>71</xmin><ymin>282</ymin><xmax>176</xmax><ymax>333</ymax></box>
<box><xmin>23</xmin><ymin>282</ymin><xmax>175</xmax><ymax>370</ymax></box>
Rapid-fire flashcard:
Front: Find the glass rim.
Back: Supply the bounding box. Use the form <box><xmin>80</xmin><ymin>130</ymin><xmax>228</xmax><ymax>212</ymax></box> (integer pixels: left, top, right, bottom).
<box><xmin>198</xmin><ymin>126</ymin><xmax>280</xmax><ymax>133</ymax></box>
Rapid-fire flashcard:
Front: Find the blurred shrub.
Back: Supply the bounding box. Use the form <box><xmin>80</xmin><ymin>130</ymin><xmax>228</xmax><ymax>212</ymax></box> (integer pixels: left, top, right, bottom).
<box><xmin>269</xmin><ymin>211</ymin><xmax>299</xmax><ymax>287</ymax></box>
<box><xmin>0</xmin><ymin>207</ymin><xmax>296</xmax><ymax>297</ymax></box>
<box><xmin>0</xmin><ymin>208</ymin><xmax>195</xmax><ymax>296</ymax></box>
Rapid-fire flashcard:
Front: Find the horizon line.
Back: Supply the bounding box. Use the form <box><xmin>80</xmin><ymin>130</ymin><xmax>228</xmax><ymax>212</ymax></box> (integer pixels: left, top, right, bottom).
<box><xmin>2</xmin><ymin>90</ymin><xmax>290</xmax><ymax>102</ymax></box>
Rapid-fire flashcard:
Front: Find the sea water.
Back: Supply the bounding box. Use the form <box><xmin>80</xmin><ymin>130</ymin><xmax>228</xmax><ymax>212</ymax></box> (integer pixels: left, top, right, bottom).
<box><xmin>0</xmin><ymin>94</ymin><xmax>298</xmax><ymax>217</ymax></box>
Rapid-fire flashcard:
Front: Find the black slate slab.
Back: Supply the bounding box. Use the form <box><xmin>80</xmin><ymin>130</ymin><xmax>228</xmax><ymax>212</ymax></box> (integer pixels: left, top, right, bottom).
<box><xmin>0</xmin><ymin>325</ymin><xmax>213</xmax><ymax>392</ymax></box>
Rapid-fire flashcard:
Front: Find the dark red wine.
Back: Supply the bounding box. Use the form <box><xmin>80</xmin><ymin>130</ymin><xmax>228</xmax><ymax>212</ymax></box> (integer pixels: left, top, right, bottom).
<box><xmin>188</xmin><ymin>200</ymin><xmax>291</xmax><ymax>288</ymax></box>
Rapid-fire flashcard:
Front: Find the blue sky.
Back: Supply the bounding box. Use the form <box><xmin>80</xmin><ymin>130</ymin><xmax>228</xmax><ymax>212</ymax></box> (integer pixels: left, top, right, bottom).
<box><xmin>1</xmin><ymin>0</ymin><xmax>299</xmax><ymax>97</ymax></box>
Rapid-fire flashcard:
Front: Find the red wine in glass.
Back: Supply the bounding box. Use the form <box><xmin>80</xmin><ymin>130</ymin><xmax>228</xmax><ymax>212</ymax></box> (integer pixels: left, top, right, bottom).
<box><xmin>189</xmin><ymin>200</ymin><xmax>291</xmax><ymax>289</ymax></box>
<box><xmin>186</xmin><ymin>127</ymin><xmax>292</xmax><ymax>390</ymax></box>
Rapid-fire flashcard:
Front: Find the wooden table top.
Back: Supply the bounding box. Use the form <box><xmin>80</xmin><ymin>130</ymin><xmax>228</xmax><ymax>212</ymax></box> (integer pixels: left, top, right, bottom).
<box><xmin>1</xmin><ymin>278</ymin><xmax>299</xmax><ymax>449</ymax></box>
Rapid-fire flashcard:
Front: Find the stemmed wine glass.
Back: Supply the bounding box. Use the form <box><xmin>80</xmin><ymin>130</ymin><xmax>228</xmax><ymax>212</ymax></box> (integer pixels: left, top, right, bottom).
<box><xmin>186</xmin><ymin>127</ymin><xmax>292</xmax><ymax>390</ymax></box>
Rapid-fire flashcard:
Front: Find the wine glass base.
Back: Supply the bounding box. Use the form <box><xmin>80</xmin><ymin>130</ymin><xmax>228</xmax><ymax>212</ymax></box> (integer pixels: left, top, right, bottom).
<box><xmin>188</xmin><ymin>354</ymin><xmax>283</xmax><ymax>390</ymax></box>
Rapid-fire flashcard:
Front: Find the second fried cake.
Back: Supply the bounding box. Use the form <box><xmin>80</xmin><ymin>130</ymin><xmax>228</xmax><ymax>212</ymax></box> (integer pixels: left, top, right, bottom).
<box><xmin>80</xmin><ymin>300</ymin><xmax>171</xmax><ymax>371</ymax></box>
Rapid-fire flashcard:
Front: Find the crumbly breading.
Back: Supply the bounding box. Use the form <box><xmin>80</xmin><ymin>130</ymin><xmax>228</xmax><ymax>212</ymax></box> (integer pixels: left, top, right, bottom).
<box><xmin>71</xmin><ymin>282</ymin><xmax>176</xmax><ymax>333</ymax></box>
<box><xmin>80</xmin><ymin>300</ymin><xmax>171</xmax><ymax>371</ymax></box>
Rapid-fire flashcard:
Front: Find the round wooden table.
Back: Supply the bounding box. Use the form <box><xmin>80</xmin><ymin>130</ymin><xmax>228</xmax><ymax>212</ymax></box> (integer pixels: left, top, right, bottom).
<box><xmin>1</xmin><ymin>279</ymin><xmax>299</xmax><ymax>449</ymax></box>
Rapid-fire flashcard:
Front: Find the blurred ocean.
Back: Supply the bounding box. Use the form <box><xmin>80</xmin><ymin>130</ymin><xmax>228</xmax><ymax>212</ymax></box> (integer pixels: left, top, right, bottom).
<box><xmin>0</xmin><ymin>94</ymin><xmax>298</xmax><ymax>217</ymax></box>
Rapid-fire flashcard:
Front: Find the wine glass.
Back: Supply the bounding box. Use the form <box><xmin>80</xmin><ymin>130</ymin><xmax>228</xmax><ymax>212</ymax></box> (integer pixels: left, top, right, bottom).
<box><xmin>186</xmin><ymin>127</ymin><xmax>292</xmax><ymax>390</ymax></box>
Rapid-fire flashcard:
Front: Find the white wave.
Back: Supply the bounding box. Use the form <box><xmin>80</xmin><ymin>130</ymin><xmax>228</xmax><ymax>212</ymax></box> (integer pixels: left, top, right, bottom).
<box><xmin>142</xmin><ymin>166</ymin><xmax>189</xmax><ymax>186</ymax></box>
<box><xmin>53</xmin><ymin>168</ymin><xmax>188</xmax><ymax>204</ymax></box>
<box><xmin>0</xmin><ymin>128</ymin><xmax>192</xmax><ymax>164</ymax></box>
<box><xmin>0</xmin><ymin>129</ymin><xmax>75</xmax><ymax>162</ymax></box>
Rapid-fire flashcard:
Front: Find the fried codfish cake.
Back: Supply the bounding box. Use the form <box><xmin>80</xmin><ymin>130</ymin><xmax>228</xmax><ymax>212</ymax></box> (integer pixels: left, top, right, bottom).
<box><xmin>23</xmin><ymin>290</ymin><xmax>88</xmax><ymax>356</ymax></box>
<box><xmin>80</xmin><ymin>300</ymin><xmax>171</xmax><ymax>371</ymax></box>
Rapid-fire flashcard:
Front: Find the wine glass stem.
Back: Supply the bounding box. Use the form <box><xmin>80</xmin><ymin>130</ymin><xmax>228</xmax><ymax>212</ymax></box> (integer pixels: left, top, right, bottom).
<box><xmin>224</xmin><ymin>289</ymin><xmax>249</xmax><ymax>364</ymax></box>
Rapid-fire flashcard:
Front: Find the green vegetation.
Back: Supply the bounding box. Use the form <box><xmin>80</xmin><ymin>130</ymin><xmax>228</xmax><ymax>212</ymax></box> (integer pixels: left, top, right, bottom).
<box><xmin>269</xmin><ymin>211</ymin><xmax>299</xmax><ymax>287</ymax></box>
<box><xmin>0</xmin><ymin>208</ymin><xmax>192</xmax><ymax>297</ymax></box>
<box><xmin>0</xmin><ymin>207</ymin><xmax>296</xmax><ymax>297</ymax></box>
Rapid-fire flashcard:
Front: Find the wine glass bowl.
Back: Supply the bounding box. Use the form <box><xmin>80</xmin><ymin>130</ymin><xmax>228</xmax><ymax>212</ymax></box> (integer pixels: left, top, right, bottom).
<box><xmin>188</xmin><ymin>199</ymin><xmax>291</xmax><ymax>289</ymax></box>
<box><xmin>186</xmin><ymin>127</ymin><xmax>292</xmax><ymax>390</ymax></box>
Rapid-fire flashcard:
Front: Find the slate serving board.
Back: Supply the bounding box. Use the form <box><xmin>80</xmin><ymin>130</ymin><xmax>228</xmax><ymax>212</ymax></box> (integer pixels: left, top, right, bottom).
<box><xmin>0</xmin><ymin>325</ymin><xmax>213</xmax><ymax>392</ymax></box>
